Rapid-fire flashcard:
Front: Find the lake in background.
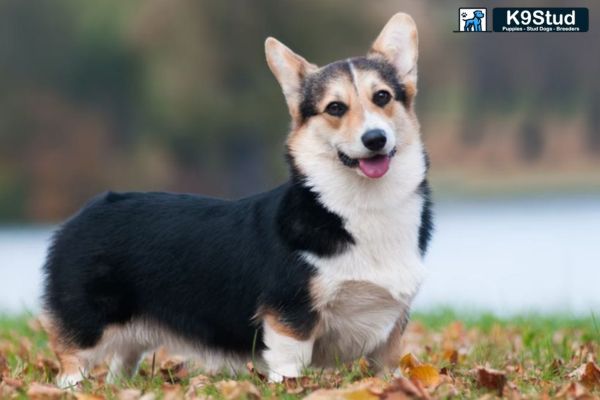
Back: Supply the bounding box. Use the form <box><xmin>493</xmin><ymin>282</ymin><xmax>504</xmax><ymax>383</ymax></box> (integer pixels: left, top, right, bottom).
<box><xmin>1</xmin><ymin>196</ymin><xmax>599</xmax><ymax>316</ymax></box>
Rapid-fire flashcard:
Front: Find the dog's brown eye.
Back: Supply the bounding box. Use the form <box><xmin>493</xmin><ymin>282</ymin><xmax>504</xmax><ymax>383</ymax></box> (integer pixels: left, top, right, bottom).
<box><xmin>373</xmin><ymin>90</ymin><xmax>392</xmax><ymax>107</ymax></box>
<box><xmin>325</xmin><ymin>102</ymin><xmax>347</xmax><ymax>117</ymax></box>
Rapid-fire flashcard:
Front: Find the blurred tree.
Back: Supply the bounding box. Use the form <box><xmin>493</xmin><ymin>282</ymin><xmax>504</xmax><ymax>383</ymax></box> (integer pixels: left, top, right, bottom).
<box><xmin>0</xmin><ymin>0</ymin><xmax>599</xmax><ymax>222</ymax></box>
<box><xmin>519</xmin><ymin>115</ymin><xmax>544</xmax><ymax>162</ymax></box>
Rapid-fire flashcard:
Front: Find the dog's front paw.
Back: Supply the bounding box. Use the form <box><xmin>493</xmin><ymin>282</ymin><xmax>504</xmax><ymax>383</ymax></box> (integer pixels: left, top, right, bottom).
<box><xmin>267</xmin><ymin>363</ymin><xmax>301</xmax><ymax>383</ymax></box>
<box><xmin>268</xmin><ymin>371</ymin><xmax>285</xmax><ymax>383</ymax></box>
<box><xmin>56</xmin><ymin>373</ymin><xmax>85</xmax><ymax>390</ymax></box>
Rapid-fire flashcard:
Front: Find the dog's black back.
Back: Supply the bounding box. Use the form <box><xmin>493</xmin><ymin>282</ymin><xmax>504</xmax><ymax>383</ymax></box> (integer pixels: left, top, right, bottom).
<box><xmin>43</xmin><ymin>180</ymin><xmax>357</xmax><ymax>353</ymax></box>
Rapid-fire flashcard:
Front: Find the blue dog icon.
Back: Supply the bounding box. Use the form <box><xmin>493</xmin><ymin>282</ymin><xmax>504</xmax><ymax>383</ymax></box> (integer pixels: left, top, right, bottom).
<box><xmin>463</xmin><ymin>10</ymin><xmax>485</xmax><ymax>31</ymax></box>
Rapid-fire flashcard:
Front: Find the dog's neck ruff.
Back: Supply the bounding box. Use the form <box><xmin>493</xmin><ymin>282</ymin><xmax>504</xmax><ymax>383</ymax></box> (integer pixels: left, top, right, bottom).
<box><xmin>293</xmin><ymin>140</ymin><xmax>427</xmax><ymax>217</ymax></box>
<box><xmin>286</xmin><ymin>140</ymin><xmax>428</xmax><ymax>301</ymax></box>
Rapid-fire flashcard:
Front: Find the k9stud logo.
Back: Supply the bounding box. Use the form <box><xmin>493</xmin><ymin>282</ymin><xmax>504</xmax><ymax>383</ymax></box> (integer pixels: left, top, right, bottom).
<box><xmin>456</xmin><ymin>8</ymin><xmax>490</xmax><ymax>32</ymax></box>
<box><xmin>493</xmin><ymin>8</ymin><xmax>589</xmax><ymax>32</ymax></box>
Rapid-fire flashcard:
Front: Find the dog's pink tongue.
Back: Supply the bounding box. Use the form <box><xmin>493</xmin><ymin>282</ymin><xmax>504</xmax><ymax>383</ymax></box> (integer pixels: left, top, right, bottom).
<box><xmin>358</xmin><ymin>155</ymin><xmax>390</xmax><ymax>178</ymax></box>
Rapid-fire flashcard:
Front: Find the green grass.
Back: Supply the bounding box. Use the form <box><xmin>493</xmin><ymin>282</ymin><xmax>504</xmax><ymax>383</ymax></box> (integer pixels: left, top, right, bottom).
<box><xmin>0</xmin><ymin>311</ymin><xmax>598</xmax><ymax>399</ymax></box>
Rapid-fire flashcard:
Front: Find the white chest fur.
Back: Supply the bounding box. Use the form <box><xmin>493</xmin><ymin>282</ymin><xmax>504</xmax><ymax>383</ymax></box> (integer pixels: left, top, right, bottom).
<box><xmin>305</xmin><ymin>191</ymin><xmax>425</xmax><ymax>363</ymax></box>
<box><xmin>297</xmin><ymin>139</ymin><xmax>428</xmax><ymax>363</ymax></box>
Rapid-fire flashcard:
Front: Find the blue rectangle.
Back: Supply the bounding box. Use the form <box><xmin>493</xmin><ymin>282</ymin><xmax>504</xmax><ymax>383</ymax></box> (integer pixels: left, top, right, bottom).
<box><xmin>493</xmin><ymin>8</ymin><xmax>588</xmax><ymax>32</ymax></box>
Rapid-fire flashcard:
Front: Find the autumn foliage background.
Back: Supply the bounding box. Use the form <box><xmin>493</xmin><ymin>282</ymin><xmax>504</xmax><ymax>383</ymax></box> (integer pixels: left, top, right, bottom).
<box><xmin>1</xmin><ymin>0</ymin><xmax>599</xmax><ymax>222</ymax></box>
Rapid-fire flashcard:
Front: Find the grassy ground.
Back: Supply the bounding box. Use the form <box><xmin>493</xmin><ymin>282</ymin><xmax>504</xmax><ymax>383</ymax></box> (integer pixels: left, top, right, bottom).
<box><xmin>0</xmin><ymin>310</ymin><xmax>598</xmax><ymax>399</ymax></box>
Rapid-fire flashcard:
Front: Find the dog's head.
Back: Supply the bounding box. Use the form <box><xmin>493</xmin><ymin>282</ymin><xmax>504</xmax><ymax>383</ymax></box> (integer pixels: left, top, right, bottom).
<box><xmin>266</xmin><ymin>13</ymin><xmax>420</xmax><ymax>181</ymax></box>
<box><xmin>473</xmin><ymin>10</ymin><xmax>485</xmax><ymax>19</ymax></box>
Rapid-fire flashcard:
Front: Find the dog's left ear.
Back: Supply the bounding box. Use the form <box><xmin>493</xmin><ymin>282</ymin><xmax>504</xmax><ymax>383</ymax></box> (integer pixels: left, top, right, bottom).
<box><xmin>369</xmin><ymin>13</ymin><xmax>418</xmax><ymax>85</ymax></box>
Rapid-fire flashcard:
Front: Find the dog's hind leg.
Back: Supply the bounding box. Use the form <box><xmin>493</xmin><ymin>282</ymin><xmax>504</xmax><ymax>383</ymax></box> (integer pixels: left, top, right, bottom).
<box><xmin>106</xmin><ymin>347</ymin><xmax>145</xmax><ymax>384</ymax></box>
<box><xmin>40</xmin><ymin>314</ymin><xmax>97</xmax><ymax>388</ymax></box>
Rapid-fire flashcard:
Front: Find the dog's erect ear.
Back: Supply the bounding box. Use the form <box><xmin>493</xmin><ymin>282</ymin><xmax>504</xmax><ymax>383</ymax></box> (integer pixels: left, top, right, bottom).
<box><xmin>369</xmin><ymin>13</ymin><xmax>418</xmax><ymax>84</ymax></box>
<box><xmin>265</xmin><ymin>37</ymin><xmax>317</xmax><ymax>119</ymax></box>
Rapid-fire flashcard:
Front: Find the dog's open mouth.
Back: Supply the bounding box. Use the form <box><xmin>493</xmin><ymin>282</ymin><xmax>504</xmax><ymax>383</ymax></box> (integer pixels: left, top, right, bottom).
<box><xmin>337</xmin><ymin>148</ymin><xmax>397</xmax><ymax>179</ymax></box>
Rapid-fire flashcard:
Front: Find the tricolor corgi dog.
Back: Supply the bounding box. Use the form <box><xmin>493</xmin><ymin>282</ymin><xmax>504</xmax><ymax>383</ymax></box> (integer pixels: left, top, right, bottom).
<box><xmin>42</xmin><ymin>12</ymin><xmax>433</xmax><ymax>387</ymax></box>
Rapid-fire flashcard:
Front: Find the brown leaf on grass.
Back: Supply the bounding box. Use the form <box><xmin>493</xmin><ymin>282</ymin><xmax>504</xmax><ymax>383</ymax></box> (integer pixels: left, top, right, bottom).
<box><xmin>569</xmin><ymin>362</ymin><xmax>600</xmax><ymax>389</ymax></box>
<box><xmin>216</xmin><ymin>380</ymin><xmax>260</xmax><ymax>400</ymax></box>
<box><xmin>432</xmin><ymin>382</ymin><xmax>459</xmax><ymax>399</ymax></box>
<box><xmin>18</xmin><ymin>337</ymin><xmax>33</xmax><ymax>358</ymax></box>
<box><xmin>26</xmin><ymin>382</ymin><xmax>64</xmax><ymax>400</ymax></box>
<box><xmin>36</xmin><ymin>355</ymin><xmax>60</xmax><ymax>376</ymax></box>
<box><xmin>550</xmin><ymin>359</ymin><xmax>565</xmax><ymax>376</ymax></box>
<box><xmin>304</xmin><ymin>378</ymin><xmax>386</xmax><ymax>400</ymax></box>
<box><xmin>28</xmin><ymin>318</ymin><xmax>44</xmax><ymax>333</ymax></box>
<box><xmin>162</xmin><ymin>383</ymin><xmax>183</xmax><ymax>400</ymax></box>
<box><xmin>0</xmin><ymin>354</ymin><xmax>8</xmax><ymax>375</ymax></box>
<box><xmin>0</xmin><ymin>382</ymin><xmax>17</xmax><ymax>399</ymax></box>
<box><xmin>304</xmin><ymin>387</ymin><xmax>378</xmax><ymax>400</ymax></box>
<box><xmin>74</xmin><ymin>393</ymin><xmax>106</xmax><ymax>400</ymax></box>
<box><xmin>184</xmin><ymin>374</ymin><xmax>211</xmax><ymax>398</ymax></box>
<box><xmin>383</xmin><ymin>377</ymin><xmax>430</xmax><ymax>400</ymax></box>
<box><xmin>475</xmin><ymin>367</ymin><xmax>507</xmax><ymax>396</ymax></box>
<box><xmin>160</xmin><ymin>358</ymin><xmax>188</xmax><ymax>383</ymax></box>
<box><xmin>2</xmin><ymin>377</ymin><xmax>24</xmax><ymax>389</ymax></box>
<box><xmin>117</xmin><ymin>388</ymin><xmax>142</xmax><ymax>400</ymax></box>
<box><xmin>399</xmin><ymin>353</ymin><xmax>420</xmax><ymax>372</ymax></box>
<box><xmin>284</xmin><ymin>377</ymin><xmax>306</xmax><ymax>395</ymax></box>
<box><xmin>408</xmin><ymin>365</ymin><xmax>440</xmax><ymax>388</ymax></box>
<box><xmin>358</xmin><ymin>357</ymin><xmax>371</xmax><ymax>375</ymax></box>
<box><xmin>504</xmin><ymin>381</ymin><xmax>522</xmax><ymax>400</ymax></box>
<box><xmin>442</xmin><ymin>349</ymin><xmax>459</xmax><ymax>365</ymax></box>
<box><xmin>286</xmin><ymin>384</ymin><xmax>305</xmax><ymax>395</ymax></box>
<box><xmin>245</xmin><ymin>362</ymin><xmax>267</xmax><ymax>381</ymax></box>
<box><xmin>555</xmin><ymin>381</ymin><xmax>593</xmax><ymax>399</ymax></box>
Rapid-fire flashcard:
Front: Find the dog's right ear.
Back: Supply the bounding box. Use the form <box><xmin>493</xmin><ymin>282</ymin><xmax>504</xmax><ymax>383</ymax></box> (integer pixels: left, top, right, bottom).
<box><xmin>265</xmin><ymin>37</ymin><xmax>317</xmax><ymax>119</ymax></box>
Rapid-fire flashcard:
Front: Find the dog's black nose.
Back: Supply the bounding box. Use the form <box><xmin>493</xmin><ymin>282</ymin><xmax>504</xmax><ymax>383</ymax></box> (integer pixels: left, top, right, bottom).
<box><xmin>361</xmin><ymin>129</ymin><xmax>387</xmax><ymax>151</ymax></box>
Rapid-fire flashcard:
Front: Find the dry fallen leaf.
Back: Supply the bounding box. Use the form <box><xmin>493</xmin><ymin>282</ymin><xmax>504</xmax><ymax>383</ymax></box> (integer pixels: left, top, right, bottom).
<box><xmin>36</xmin><ymin>355</ymin><xmax>60</xmax><ymax>376</ymax></box>
<box><xmin>160</xmin><ymin>358</ymin><xmax>188</xmax><ymax>382</ymax></box>
<box><xmin>118</xmin><ymin>388</ymin><xmax>142</xmax><ymax>400</ymax></box>
<box><xmin>442</xmin><ymin>349</ymin><xmax>459</xmax><ymax>365</ymax></box>
<box><xmin>383</xmin><ymin>377</ymin><xmax>430</xmax><ymax>400</ymax></box>
<box><xmin>399</xmin><ymin>353</ymin><xmax>420</xmax><ymax>372</ymax></box>
<box><xmin>0</xmin><ymin>382</ymin><xmax>17</xmax><ymax>399</ymax></box>
<box><xmin>475</xmin><ymin>367</ymin><xmax>507</xmax><ymax>396</ymax></box>
<box><xmin>185</xmin><ymin>374</ymin><xmax>211</xmax><ymax>398</ymax></box>
<box><xmin>74</xmin><ymin>393</ymin><xmax>106</xmax><ymax>400</ymax></box>
<box><xmin>0</xmin><ymin>354</ymin><xmax>8</xmax><ymax>375</ymax></box>
<box><xmin>550</xmin><ymin>358</ymin><xmax>564</xmax><ymax>376</ymax></box>
<box><xmin>2</xmin><ymin>377</ymin><xmax>24</xmax><ymax>389</ymax></box>
<box><xmin>358</xmin><ymin>357</ymin><xmax>371</xmax><ymax>375</ymax></box>
<box><xmin>26</xmin><ymin>382</ymin><xmax>64</xmax><ymax>400</ymax></box>
<box><xmin>245</xmin><ymin>362</ymin><xmax>267</xmax><ymax>381</ymax></box>
<box><xmin>216</xmin><ymin>380</ymin><xmax>260</xmax><ymax>400</ymax></box>
<box><xmin>555</xmin><ymin>381</ymin><xmax>592</xmax><ymax>399</ymax></box>
<box><xmin>433</xmin><ymin>382</ymin><xmax>459</xmax><ymax>398</ymax></box>
<box><xmin>408</xmin><ymin>364</ymin><xmax>440</xmax><ymax>388</ymax></box>
<box><xmin>304</xmin><ymin>379</ymin><xmax>386</xmax><ymax>400</ymax></box>
<box><xmin>304</xmin><ymin>387</ymin><xmax>377</xmax><ymax>400</ymax></box>
<box><xmin>569</xmin><ymin>361</ymin><xmax>600</xmax><ymax>389</ymax></box>
<box><xmin>162</xmin><ymin>383</ymin><xmax>183</xmax><ymax>400</ymax></box>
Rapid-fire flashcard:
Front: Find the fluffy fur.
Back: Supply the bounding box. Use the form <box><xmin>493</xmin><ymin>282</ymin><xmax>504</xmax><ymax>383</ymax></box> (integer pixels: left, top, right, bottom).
<box><xmin>42</xmin><ymin>12</ymin><xmax>433</xmax><ymax>386</ymax></box>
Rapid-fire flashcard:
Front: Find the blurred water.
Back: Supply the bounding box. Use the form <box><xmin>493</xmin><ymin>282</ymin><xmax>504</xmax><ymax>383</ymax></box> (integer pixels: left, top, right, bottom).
<box><xmin>1</xmin><ymin>197</ymin><xmax>599</xmax><ymax>315</ymax></box>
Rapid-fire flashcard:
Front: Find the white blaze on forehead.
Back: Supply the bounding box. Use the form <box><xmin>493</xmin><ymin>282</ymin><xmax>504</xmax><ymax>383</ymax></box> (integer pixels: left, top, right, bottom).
<box><xmin>347</xmin><ymin>60</ymin><xmax>395</xmax><ymax>149</ymax></box>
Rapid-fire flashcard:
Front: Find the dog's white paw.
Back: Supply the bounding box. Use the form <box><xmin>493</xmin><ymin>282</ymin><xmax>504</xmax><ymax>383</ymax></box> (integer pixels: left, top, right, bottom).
<box><xmin>56</xmin><ymin>373</ymin><xmax>84</xmax><ymax>389</ymax></box>
<box><xmin>267</xmin><ymin>363</ymin><xmax>301</xmax><ymax>383</ymax></box>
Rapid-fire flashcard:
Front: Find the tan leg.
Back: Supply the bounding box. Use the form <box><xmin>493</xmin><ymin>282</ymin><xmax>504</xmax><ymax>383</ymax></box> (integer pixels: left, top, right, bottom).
<box><xmin>106</xmin><ymin>347</ymin><xmax>145</xmax><ymax>384</ymax></box>
<box><xmin>40</xmin><ymin>314</ymin><xmax>91</xmax><ymax>388</ymax></box>
<box><xmin>261</xmin><ymin>312</ymin><xmax>315</xmax><ymax>382</ymax></box>
<box><xmin>369</xmin><ymin>314</ymin><xmax>409</xmax><ymax>375</ymax></box>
